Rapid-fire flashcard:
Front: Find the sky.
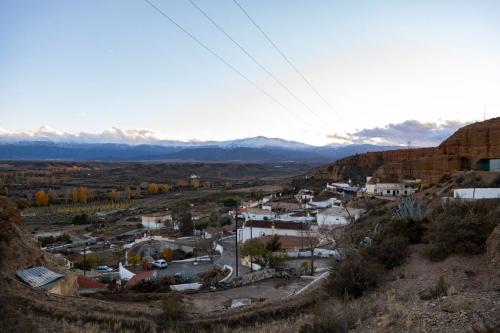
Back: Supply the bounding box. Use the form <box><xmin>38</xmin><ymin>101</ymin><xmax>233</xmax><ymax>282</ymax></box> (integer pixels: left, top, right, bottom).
<box><xmin>1</xmin><ymin>0</ymin><xmax>499</xmax><ymax>146</ymax></box>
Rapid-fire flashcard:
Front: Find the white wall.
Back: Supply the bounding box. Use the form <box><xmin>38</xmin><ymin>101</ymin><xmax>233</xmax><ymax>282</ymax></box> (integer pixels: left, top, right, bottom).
<box><xmin>238</xmin><ymin>227</ymin><xmax>303</xmax><ymax>242</ymax></box>
<box><xmin>454</xmin><ymin>188</ymin><xmax>500</xmax><ymax>199</ymax></box>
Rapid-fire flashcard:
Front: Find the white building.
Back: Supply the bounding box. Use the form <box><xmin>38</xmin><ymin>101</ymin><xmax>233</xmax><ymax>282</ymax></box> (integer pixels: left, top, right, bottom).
<box><xmin>453</xmin><ymin>188</ymin><xmax>500</xmax><ymax>200</ymax></box>
<box><xmin>237</xmin><ymin>220</ymin><xmax>309</xmax><ymax>243</ymax></box>
<box><xmin>242</xmin><ymin>208</ymin><xmax>276</xmax><ymax>221</ymax></box>
<box><xmin>316</xmin><ymin>206</ymin><xmax>364</xmax><ymax>227</ymax></box>
<box><xmin>141</xmin><ymin>213</ymin><xmax>172</xmax><ymax>230</ymax></box>
<box><xmin>364</xmin><ymin>177</ymin><xmax>417</xmax><ymax>197</ymax></box>
<box><xmin>305</xmin><ymin>197</ymin><xmax>341</xmax><ymax>209</ymax></box>
<box><xmin>326</xmin><ymin>182</ymin><xmax>350</xmax><ymax>192</ymax></box>
<box><xmin>275</xmin><ymin>211</ymin><xmax>316</xmax><ymax>223</ymax></box>
<box><xmin>296</xmin><ymin>189</ymin><xmax>314</xmax><ymax>202</ymax></box>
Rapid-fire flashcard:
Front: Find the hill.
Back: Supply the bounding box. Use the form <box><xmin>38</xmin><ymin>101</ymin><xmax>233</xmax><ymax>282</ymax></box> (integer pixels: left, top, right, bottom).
<box><xmin>324</xmin><ymin>117</ymin><xmax>500</xmax><ymax>184</ymax></box>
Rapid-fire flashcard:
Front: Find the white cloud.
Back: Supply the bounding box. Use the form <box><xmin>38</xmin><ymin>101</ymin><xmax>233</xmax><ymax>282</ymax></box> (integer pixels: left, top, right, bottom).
<box><xmin>327</xmin><ymin>119</ymin><xmax>472</xmax><ymax>147</ymax></box>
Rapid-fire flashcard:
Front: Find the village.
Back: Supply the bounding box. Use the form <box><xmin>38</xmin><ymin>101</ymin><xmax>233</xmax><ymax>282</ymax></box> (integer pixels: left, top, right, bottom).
<box><xmin>14</xmin><ymin>159</ymin><xmax>500</xmax><ymax>312</ymax></box>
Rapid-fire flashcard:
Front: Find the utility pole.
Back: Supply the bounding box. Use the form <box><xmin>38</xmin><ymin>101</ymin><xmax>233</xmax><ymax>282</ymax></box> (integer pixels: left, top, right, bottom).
<box><xmin>235</xmin><ymin>208</ymin><xmax>239</xmax><ymax>277</ymax></box>
<box><xmin>83</xmin><ymin>246</ymin><xmax>87</xmax><ymax>277</ymax></box>
<box><xmin>250</xmin><ymin>223</ymin><xmax>253</xmax><ymax>273</ymax></box>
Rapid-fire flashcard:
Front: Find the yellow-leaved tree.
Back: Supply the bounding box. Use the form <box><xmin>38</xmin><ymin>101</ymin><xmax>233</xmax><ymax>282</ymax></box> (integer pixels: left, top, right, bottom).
<box><xmin>148</xmin><ymin>183</ymin><xmax>159</xmax><ymax>194</ymax></box>
<box><xmin>35</xmin><ymin>190</ymin><xmax>49</xmax><ymax>206</ymax></box>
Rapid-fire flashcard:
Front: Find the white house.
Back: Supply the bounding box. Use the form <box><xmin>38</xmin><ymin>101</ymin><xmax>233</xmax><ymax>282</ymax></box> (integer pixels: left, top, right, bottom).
<box><xmin>326</xmin><ymin>182</ymin><xmax>350</xmax><ymax>192</ymax></box>
<box><xmin>305</xmin><ymin>197</ymin><xmax>341</xmax><ymax>209</ymax></box>
<box><xmin>296</xmin><ymin>189</ymin><xmax>314</xmax><ymax>202</ymax></box>
<box><xmin>364</xmin><ymin>178</ymin><xmax>417</xmax><ymax>197</ymax></box>
<box><xmin>237</xmin><ymin>220</ymin><xmax>309</xmax><ymax>243</ymax></box>
<box><xmin>141</xmin><ymin>213</ymin><xmax>172</xmax><ymax>230</ymax></box>
<box><xmin>242</xmin><ymin>208</ymin><xmax>276</xmax><ymax>221</ymax></box>
<box><xmin>190</xmin><ymin>174</ymin><xmax>200</xmax><ymax>179</ymax></box>
<box><xmin>453</xmin><ymin>188</ymin><xmax>500</xmax><ymax>200</ymax></box>
<box><xmin>316</xmin><ymin>206</ymin><xmax>364</xmax><ymax>227</ymax></box>
<box><xmin>275</xmin><ymin>211</ymin><xmax>316</xmax><ymax>223</ymax></box>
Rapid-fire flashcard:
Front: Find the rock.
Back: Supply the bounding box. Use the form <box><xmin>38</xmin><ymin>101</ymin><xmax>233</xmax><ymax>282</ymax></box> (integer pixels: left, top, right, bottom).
<box><xmin>324</xmin><ymin>118</ymin><xmax>500</xmax><ymax>185</ymax></box>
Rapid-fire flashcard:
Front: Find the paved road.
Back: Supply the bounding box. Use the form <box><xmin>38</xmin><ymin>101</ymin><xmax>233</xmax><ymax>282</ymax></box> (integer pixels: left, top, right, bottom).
<box><xmin>154</xmin><ymin>260</ymin><xmax>215</xmax><ymax>280</ymax></box>
<box><xmin>216</xmin><ymin>236</ymin><xmax>249</xmax><ymax>276</ymax></box>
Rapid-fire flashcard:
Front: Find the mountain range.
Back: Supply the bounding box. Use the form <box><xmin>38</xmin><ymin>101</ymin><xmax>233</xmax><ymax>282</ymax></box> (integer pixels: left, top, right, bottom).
<box><xmin>0</xmin><ymin>136</ymin><xmax>401</xmax><ymax>162</ymax></box>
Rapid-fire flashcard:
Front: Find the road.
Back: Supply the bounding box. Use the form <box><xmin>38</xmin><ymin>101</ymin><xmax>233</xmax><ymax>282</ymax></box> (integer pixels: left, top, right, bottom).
<box><xmin>154</xmin><ymin>260</ymin><xmax>214</xmax><ymax>280</ymax></box>
<box><xmin>216</xmin><ymin>235</ymin><xmax>249</xmax><ymax>276</ymax></box>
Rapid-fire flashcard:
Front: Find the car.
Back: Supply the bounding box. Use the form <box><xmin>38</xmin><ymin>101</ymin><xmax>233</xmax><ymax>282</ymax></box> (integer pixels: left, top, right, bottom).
<box><xmin>153</xmin><ymin>259</ymin><xmax>168</xmax><ymax>269</ymax></box>
<box><xmin>96</xmin><ymin>265</ymin><xmax>113</xmax><ymax>273</ymax></box>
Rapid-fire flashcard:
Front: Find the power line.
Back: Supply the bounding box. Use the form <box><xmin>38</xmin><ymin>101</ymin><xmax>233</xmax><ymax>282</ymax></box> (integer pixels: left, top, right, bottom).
<box><xmin>142</xmin><ymin>0</ymin><xmax>315</xmax><ymax>128</ymax></box>
<box><xmin>188</xmin><ymin>0</ymin><xmax>322</xmax><ymax>121</ymax></box>
<box><xmin>232</xmin><ymin>0</ymin><xmax>340</xmax><ymax>119</ymax></box>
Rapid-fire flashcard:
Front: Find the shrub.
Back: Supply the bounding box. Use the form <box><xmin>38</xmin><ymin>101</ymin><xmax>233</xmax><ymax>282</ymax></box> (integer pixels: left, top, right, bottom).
<box><xmin>328</xmin><ymin>253</ymin><xmax>382</xmax><ymax>298</ymax></box>
<box><xmin>383</xmin><ymin>217</ymin><xmax>427</xmax><ymax>244</ymax></box>
<box><xmin>162</xmin><ymin>293</ymin><xmax>185</xmax><ymax>320</ymax></box>
<box><xmin>363</xmin><ymin>236</ymin><xmax>409</xmax><ymax>269</ymax></box>
<box><xmin>299</xmin><ymin>298</ymin><xmax>371</xmax><ymax>333</ymax></box>
<box><xmin>419</xmin><ymin>276</ymin><xmax>450</xmax><ymax>300</ymax></box>
<box><xmin>426</xmin><ymin>201</ymin><xmax>499</xmax><ymax>261</ymax></box>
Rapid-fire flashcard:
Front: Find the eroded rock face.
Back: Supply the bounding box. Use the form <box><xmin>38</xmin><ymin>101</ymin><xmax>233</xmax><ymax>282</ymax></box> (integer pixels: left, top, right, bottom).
<box><xmin>0</xmin><ymin>196</ymin><xmax>47</xmax><ymax>274</ymax></box>
<box><xmin>325</xmin><ymin>118</ymin><xmax>500</xmax><ymax>184</ymax></box>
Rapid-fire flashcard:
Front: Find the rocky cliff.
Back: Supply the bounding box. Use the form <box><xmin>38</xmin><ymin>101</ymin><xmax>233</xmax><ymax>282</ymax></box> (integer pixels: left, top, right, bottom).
<box><xmin>325</xmin><ymin>118</ymin><xmax>500</xmax><ymax>185</ymax></box>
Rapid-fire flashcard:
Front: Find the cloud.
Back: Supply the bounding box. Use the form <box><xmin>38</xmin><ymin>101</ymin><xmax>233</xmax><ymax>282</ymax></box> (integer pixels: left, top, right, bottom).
<box><xmin>327</xmin><ymin>119</ymin><xmax>472</xmax><ymax>147</ymax></box>
<box><xmin>0</xmin><ymin>126</ymin><xmax>165</xmax><ymax>145</ymax></box>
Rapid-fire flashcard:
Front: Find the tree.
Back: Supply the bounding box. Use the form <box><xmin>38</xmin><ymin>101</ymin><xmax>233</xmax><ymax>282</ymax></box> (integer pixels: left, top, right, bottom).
<box><xmin>190</xmin><ymin>178</ymin><xmax>200</xmax><ymax>189</ymax></box>
<box><xmin>223</xmin><ymin>181</ymin><xmax>232</xmax><ymax>190</ymax></box>
<box><xmin>108</xmin><ymin>188</ymin><xmax>118</xmax><ymax>202</ymax></box>
<box><xmin>265</xmin><ymin>234</ymin><xmax>282</xmax><ymax>252</ymax></box>
<box><xmin>175</xmin><ymin>180</ymin><xmax>188</xmax><ymax>189</ymax></box>
<box><xmin>78</xmin><ymin>187</ymin><xmax>88</xmax><ymax>203</ymax></box>
<box><xmin>162</xmin><ymin>248</ymin><xmax>173</xmax><ymax>260</ymax></box>
<box><xmin>71</xmin><ymin>188</ymin><xmax>79</xmax><ymax>204</ymax></box>
<box><xmin>128</xmin><ymin>254</ymin><xmax>141</xmax><ymax>266</ymax></box>
<box><xmin>172</xmin><ymin>202</ymin><xmax>193</xmax><ymax>236</ymax></box>
<box><xmin>159</xmin><ymin>183</ymin><xmax>171</xmax><ymax>193</ymax></box>
<box><xmin>124</xmin><ymin>186</ymin><xmax>132</xmax><ymax>201</ymax></box>
<box><xmin>240</xmin><ymin>239</ymin><xmax>269</xmax><ymax>266</ymax></box>
<box><xmin>48</xmin><ymin>188</ymin><xmax>58</xmax><ymax>203</ymax></box>
<box><xmin>148</xmin><ymin>183</ymin><xmax>159</xmax><ymax>194</ymax></box>
<box><xmin>35</xmin><ymin>190</ymin><xmax>49</xmax><ymax>206</ymax></box>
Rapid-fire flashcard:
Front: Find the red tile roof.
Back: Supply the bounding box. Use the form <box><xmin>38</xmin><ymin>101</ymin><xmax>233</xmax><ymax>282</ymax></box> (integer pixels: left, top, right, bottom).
<box><xmin>77</xmin><ymin>275</ymin><xmax>107</xmax><ymax>290</ymax></box>
<box><xmin>254</xmin><ymin>235</ymin><xmax>319</xmax><ymax>250</ymax></box>
<box><xmin>126</xmin><ymin>270</ymin><xmax>155</xmax><ymax>287</ymax></box>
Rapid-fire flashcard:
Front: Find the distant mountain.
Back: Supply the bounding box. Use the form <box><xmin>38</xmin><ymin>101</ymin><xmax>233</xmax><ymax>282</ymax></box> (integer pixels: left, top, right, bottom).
<box><xmin>0</xmin><ymin>137</ymin><xmax>400</xmax><ymax>162</ymax></box>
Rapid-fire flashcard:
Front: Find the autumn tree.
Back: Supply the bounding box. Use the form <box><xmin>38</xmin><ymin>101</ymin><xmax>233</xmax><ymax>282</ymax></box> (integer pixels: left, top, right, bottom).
<box><xmin>48</xmin><ymin>188</ymin><xmax>58</xmax><ymax>203</ymax></box>
<box><xmin>35</xmin><ymin>190</ymin><xmax>49</xmax><ymax>206</ymax></box>
<box><xmin>71</xmin><ymin>188</ymin><xmax>79</xmax><ymax>204</ymax></box>
<box><xmin>159</xmin><ymin>183</ymin><xmax>171</xmax><ymax>193</ymax></box>
<box><xmin>224</xmin><ymin>181</ymin><xmax>232</xmax><ymax>190</ymax></box>
<box><xmin>148</xmin><ymin>183</ymin><xmax>159</xmax><ymax>194</ymax></box>
<box><xmin>78</xmin><ymin>187</ymin><xmax>89</xmax><ymax>204</ymax></box>
<box><xmin>190</xmin><ymin>178</ymin><xmax>200</xmax><ymax>189</ymax></box>
<box><xmin>108</xmin><ymin>188</ymin><xmax>118</xmax><ymax>202</ymax></box>
<box><xmin>124</xmin><ymin>186</ymin><xmax>132</xmax><ymax>200</ymax></box>
<box><xmin>162</xmin><ymin>248</ymin><xmax>173</xmax><ymax>260</ymax></box>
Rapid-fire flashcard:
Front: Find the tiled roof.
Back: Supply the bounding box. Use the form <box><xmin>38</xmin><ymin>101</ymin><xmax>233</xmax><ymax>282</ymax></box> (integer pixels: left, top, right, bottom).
<box><xmin>126</xmin><ymin>270</ymin><xmax>156</xmax><ymax>287</ymax></box>
<box><xmin>77</xmin><ymin>275</ymin><xmax>107</xmax><ymax>290</ymax></box>
<box><xmin>255</xmin><ymin>235</ymin><xmax>319</xmax><ymax>250</ymax></box>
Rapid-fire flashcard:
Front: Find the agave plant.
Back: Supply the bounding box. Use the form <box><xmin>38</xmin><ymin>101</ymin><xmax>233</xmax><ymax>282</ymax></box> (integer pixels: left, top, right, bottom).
<box><xmin>393</xmin><ymin>196</ymin><xmax>427</xmax><ymax>219</ymax></box>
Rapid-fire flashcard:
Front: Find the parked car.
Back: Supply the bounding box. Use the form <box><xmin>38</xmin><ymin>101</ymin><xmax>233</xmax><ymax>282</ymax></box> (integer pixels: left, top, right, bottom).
<box><xmin>153</xmin><ymin>259</ymin><xmax>168</xmax><ymax>269</ymax></box>
<box><xmin>96</xmin><ymin>265</ymin><xmax>113</xmax><ymax>273</ymax></box>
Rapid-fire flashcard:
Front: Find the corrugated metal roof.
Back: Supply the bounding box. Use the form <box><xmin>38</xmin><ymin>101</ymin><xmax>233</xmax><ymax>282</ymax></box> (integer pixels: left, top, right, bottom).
<box><xmin>16</xmin><ymin>266</ymin><xmax>63</xmax><ymax>288</ymax></box>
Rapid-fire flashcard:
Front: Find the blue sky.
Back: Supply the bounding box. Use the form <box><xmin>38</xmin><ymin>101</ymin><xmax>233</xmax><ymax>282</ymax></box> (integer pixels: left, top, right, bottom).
<box><xmin>1</xmin><ymin>0</ymin><xmax>499</xmax><ymax>145</ymax></box>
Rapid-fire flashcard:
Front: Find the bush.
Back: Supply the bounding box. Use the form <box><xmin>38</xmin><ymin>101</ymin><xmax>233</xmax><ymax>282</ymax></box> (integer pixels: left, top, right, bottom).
<box><xmin>419</xmin><ymin>276</ymin><xmax>450</xmax><ymax>300</ymax></box>
<box><xmin>162</xmin><ymin>293</ymin><xmax>185</xmax><ymax>320</ymax></box>
<box><xmin>363</xmin><ymin>236</ymin><xmax>409</xmax><ymax>269</ymax></box>
<box><xmin>426</xmin><ymin>201</ymin><xmax>499</xmax><ymax>261</ymax></box>
<box><xmin>299</xmin><ymin>298</ymin><xmax>371</xmax><ymax>333</ymax></box>
<box><xmin>328</xmin><ymin>253</ymin><xmax>382</xmax><ymax>298</ymax></box>
<box><xmin>383</xmin><ymin>218</ymin><xmax>427</xmax><ymax>244</ymax></box>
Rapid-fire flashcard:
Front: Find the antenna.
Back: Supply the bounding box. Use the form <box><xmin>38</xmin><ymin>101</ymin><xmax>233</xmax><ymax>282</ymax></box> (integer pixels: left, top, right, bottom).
<box><xmin>483</xmin><ymin>105</ymin><xmax>486</xmax><ymax>121</ymax></box>
<box><xmin>407</xmin><ymin>140</ymin><xmax>412</xmax><ymax>149</ymax></box>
